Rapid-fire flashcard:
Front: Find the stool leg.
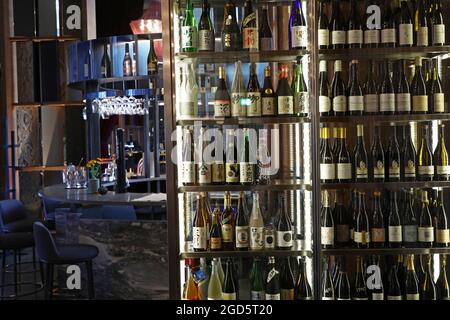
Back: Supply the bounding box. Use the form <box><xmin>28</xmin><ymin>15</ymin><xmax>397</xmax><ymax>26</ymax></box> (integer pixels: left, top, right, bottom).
<box><xmin>45</xmin><ymin>264</ymin><xmax>54</xmax><ymax>300</ymax></box>
<box><xmin>13</xmin><ymin>250</ymin><xmax>18</xmax><ymax>298</ymax></box>
<box><xmin>1</xmin><ymin>250</ymin><xmax>5</xmax><ymax>298</ymax></box>
<box><xmin>32</xmin><ymin>248</ymin><xmax>36</xmax><ymax>270</ymax></box>
<box><xmin>39</xmin><ymin>262</ymin><xmax>45</xmax><ymax>286</ymax></box>
<box><xmin>86</xmin><ymin>261</ymin><xmax>94</xmax><ymax>300</ymax></box>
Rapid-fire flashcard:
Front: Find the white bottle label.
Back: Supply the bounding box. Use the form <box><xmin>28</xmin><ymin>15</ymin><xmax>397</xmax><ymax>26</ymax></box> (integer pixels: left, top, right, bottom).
<box><xmin>214</xmin><ymin>100</ymin><xmax>231</xmax><ymax>117</ymax></box>
<box><xmin>295</xmin><ymin>92</ymin><xmax>309</xmax><ymax>115</ymax></box>
<box><xmin>388</xmin><ymin>226</ymin><xmax>402</xmax><ymax>242</ymax></box>
<box><xmin>262</xmin><ymin>97</ymin><xmax>276</xmax><ymax>116</ymax></box>
<box><xmin>292</xmin><ymin>25</ymin><xmax>308</xmax><ymax>48</ymax></box>
<box><xmin>437</xmin><ymin>166</ymin><xmax>450</xmax><ymax>175</ymax></box>
<box><xmin>406</xmin><ymin>294</ymin><xmax>420</xmax><ymax>300</ymax></box>
<box><xmin>396</xmin><ymin>93</ymin><xmax>411</xmax><ymax>112</ymax></box>
<box><xmin>198</xmin><ymin>164</ymin><xmax>211</xmax><ymax>184</ymax></box>
<box><xmin>372</xmin><ymin>293</ymin><xmax>384</xmax><ymax>300</ymax></box>
<box><xmin>331</xmin><ymin>30</ymin><xmax>346</xmax><ymax>45</ymax></box>
<box><xmin>236</xmin><ymin>226</ymin><xmax>249</xmax><ymax>248</ymax></box>
<box><xmin>337</xmin><ymin>163</ymin><xmax>352</xmax><ymax>180</ymax></box>
<box><xmin>243</xmin><ymin>27</ymin><xmax>259</xmax><ymax>50</ymax></box>
<box><xmin>181</xmin><ymin>26</ymin><xmax>198</xmax><ymax>49</ymax></box>
<box><xmin>389</xmin><ymin>160</ymin><xmax>400</xmax><ymax>178</ymax></box>
<box><xmin>399</xmin><ymin>24</ymin><xmax>413</xmax><ymax>46</ymax></box>
<box><xmin>198</xmin><ymin>30</ymin><xmax>214</xmax><ymax>51</ymax></box>
<box><xmin>333</xmin><ymin>95</ymin><xmax>347</xmax><ymax>112</ymax></box>
<box><xmin>231</xmin><ymin>92</ymin><xmax>246</xmax><ymax>117</ymax></box>
<box><xmin>240</xmin><ymin>162</ymin><xmax>254</xmax><ymax>183</ymax></box>
<box><xmin>180</xmin><ymin>101</ymin><xmax>197</xmax><ymax>117</ymax></box>
<box><xmin>193</xmin><ymin>227</ymin><xmax>207</xmax><ymax>249</ymax></box>
<box><xmin>364</xmin><ymin>94</ymin><xmax>379</xmax><ymax>113</ymax></box>
<box><xmin>276</xmin><ymin>230</ymin><xmax>293</xmax><ymax>248</ymax></box>
<box><xmin>212</xmin><ymin>162</ymin><xmax>224</xmax><ymax>183</ymax></box>
<box><xmin>433</xmin><ymin>24</ymin><xmax>446</xmax><ymax>45</ymax></box>
<box><xmin>222</xmin><ymin>292</ymin><xmax>237</xmax><ymax>300</ymax></box>
<box><xmin>320</xmin><ymin>163</ymin><xmax>336</xmax><ymax>180</ymax></box>
<box><xmin>250</xmin><ymin>227</ymin><xmax>264</xmax><ymax>250</ymax></box>
<box><xmin>380</xmin><ymin>93</ymin><xmax>395</xmax><ymax>112</ymax></box>
<box><xmin>405</xmin><ymin>160</ymin><xmax>416</xmax><ymax>178</ymax></box>
<box><xmin>321</xmin><ymin>227</ymin><xmax>334</xmax><ymax>245</ymax></box>
<box><xmin>364</xmin><ymin>29</ymin><xmax>380</xmax><ymax>44</ymax></box>
<box><xmin>418</xmin><ymin>227</ymin><xmax>434</xmax><ymax>242</ymax></box>
<box><xmin>387</xmin><ymin>295</ymin><xmax>403</xmax><ymax>301</ymax></box>
<box><xmin>374</xmin><ymin>160</ymin><xmax>385</xmax><ymax>179</ymax></box>
<box><xmin>319</xmin><ymin>96</ymin><xmax>331</xmax><ymax>113</ymax></box>
<box><xmin>349</xmin><ymin>96</ymin><xmax>364</xmax><ymax>111</ymax></box>
<box><xmin>319</xmin><ymin>29</ymin><xmax>330</xmax><ymax>47</ymax></box>
<box><xmin>413</xmin><ymin>95</ymin><xmax>428</xmax><ymax>112</ymax></box>
<box><xmin>437</xmin><ymin>229</ymin><xmax>450</xmax><ymax>244</ymax></box>
<box><xmin>417</xmin><ymin>27</ymin><xmax>429</xmax><ymax>46</ymax></box>
<box><xmin>381</xmin><ymin>28</ymin><xmax>396</xmax><ymax>44</ymax></box>
<box><xmin>181</xmin><ymin>161</ymin><xmax>195</xmax><ymax>184</ymax></box>
<box><xmin>348</xmin><ymin>30</ymin><xmax>363</xmax><ymax>44</ymax></box>
<box><xmin>265</xmin><ymin>293</ymin><xmax>281</xmax><ymax>300</ymax></box>
<box><xmin>418</xmin><ymin>165</ymin><xmax>434</xmax><ymax>176</ymax></box>
<box><xmin>278</xmin><ymin>96</ymin><xmax>294</xmax><ymax>115</ymax></box>
<box><xmin>434</xmin><ymin>93</ymin><xmax>445</xmax><ymax>113</ymax></box>
<box><xmin>247</xmin><ymin>92</ymin><xmax>261</xmax><ymax>117</ymax></box>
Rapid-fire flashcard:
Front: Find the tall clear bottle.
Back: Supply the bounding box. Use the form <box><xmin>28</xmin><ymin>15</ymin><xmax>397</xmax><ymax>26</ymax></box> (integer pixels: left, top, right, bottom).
<box><xmin>179</xmin><ymin>63</ymin><xmax>199</xmax><ymax>118</ymax></box>
<box><xmin>208</xmin><ymin>259</ymin><xmax>223</xmax><ymax>300</ymax></box>
<box><xmin>249</xmin><ymin>192</ymin><xmax>264</xmax><ymax>251</ymax></box>
<box><xmin>231</xmin><ymin>61</ymin><xmax>246</xmax><ymax>118</ymax></box>
<box><xmin>292</xmin><ymin>58</ymin><xmax>309</xmax><ymax>117</ymax></box>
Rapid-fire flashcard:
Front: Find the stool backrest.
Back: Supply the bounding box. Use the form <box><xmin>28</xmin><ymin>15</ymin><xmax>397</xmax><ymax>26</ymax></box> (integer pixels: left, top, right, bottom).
<box><xmin>0</xmin><ymin>200</ymin><xmax>27</xmax><ymax>224</ymax></box>
<box><xmin>33</xmin><ymin>222</ymin><xmax>59</xmax><ymax>263</ymax></box>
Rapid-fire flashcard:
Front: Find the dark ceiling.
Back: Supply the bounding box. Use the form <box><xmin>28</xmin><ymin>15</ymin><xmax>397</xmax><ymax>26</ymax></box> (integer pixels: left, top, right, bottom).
<box><xmin>96</xmin><ymin>0</ymin><xmax>145</xmax><ymax>37</ymax></box>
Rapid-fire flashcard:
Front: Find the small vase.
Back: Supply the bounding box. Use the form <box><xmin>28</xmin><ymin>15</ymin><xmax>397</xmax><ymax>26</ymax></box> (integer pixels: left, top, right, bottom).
<box><xmin>88</xmin><ymin>179</ymin><xmax>100</xmax><ymax>194</ymax></box>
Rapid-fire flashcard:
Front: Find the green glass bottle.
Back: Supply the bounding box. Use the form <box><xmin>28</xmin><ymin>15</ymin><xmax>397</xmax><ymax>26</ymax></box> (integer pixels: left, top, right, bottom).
<box><xmin>181</xmin><ymin>0</ymin><xmax>198</xmax><ymax>52</ymax></box>
<box><xmin>250</xmin><ymin>257</ymin><xmax>265</xmax><ymax>300</ymax></box>
<box><xmin>292</xmin><ymin>58</ymin><xmax>309</xmax><ymax>117</ymax></box>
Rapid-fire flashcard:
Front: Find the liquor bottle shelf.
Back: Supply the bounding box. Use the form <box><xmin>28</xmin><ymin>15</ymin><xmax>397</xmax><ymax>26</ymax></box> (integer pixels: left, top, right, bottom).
<box><xmin>178</xmin><ymin>179</ymin><xmax>312</xmax><ymax>193</ymax></box>
<box><xmin>69</xmin><ymin>75</ymin><xmax>158</xmax><ymax>91</ymax></box>
<box><xmin>180</xmin><ymin>249</ymin><xmax>313</xmax><ymax>259</ymax></box>
<box><xmin>321</xmin><ymin>113</ymin><xmax>450</xmax><ymax>124</ymax></box>
<box><xmin>322</xmin><ymin>181</ymin><xmax>450</xmax><ymax>190</ymax></box>
<box><xmin>322</xmin><ymin>247</ymin><xmax>450</xmax><ymax>256</ymax></box>
<box><xmin>318</xmin><ymin>46</ymin><xmax>450</xmax><ymax>61</ymax></box>
<box><xmin>184</xmin><ymin>0</ymin><xmax>295</xmax><ymax>8</ymax></box>
<box><xmin>177</xmin><ymin>116</ymin><xmax>311</xmax><ymax>126</ymax></box>
<box><xmin>175</xmin><ymin>50</ymin><xmax>309</xmax><ymax>64</ymax></box>
<box><xmin>10</xmin><ymin>36</ymin><xmax>80</xmax><ymax>43</ymax></box>
<box><xmin>13</xmin><ymin>101</ymin><xmax>84</xmax><ymax>108</ymax></box>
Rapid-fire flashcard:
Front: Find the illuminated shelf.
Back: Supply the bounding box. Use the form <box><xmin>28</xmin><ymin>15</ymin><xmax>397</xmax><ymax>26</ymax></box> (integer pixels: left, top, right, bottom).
<box><xmin>180</xmin><ymin>249</ymin><xmax>313</xmax><ymax>259</ymax></box>
<box><xmin>13</xmin><ymin>101</ymin><xmax>84</xmax><ymax>108</ymax></box>
<box><xmin>177</xmin><ymin>116</ymin><xmax>310</xmax><ymax>126</ymax></box>
<box><xmin>322</xmin><ymin>180</ymin><xmax>450</xmax><ymax>190</ymax></box>
<box><xmin>10</xmin><ymin>36</ymin><xmax>80</xmax><ymax>43</ymax></box>
<box><xmin>185</xmin><ymin>0</ymin><xmax>296</xmax><ymax>7</ymax></box>
<box><xmin>18</xmin><ymin>166</ymin><xmax>65</xmax><ymax>173</ymax></box>
<box><xmin>322</xmin><ymin>247</ymin><xmax>450</xmax><ymax>256</ymax></box>
<box><xmin>321</xmin><ymin>113</ymin><xmax>450</xmax><ymax>123</ymax></box>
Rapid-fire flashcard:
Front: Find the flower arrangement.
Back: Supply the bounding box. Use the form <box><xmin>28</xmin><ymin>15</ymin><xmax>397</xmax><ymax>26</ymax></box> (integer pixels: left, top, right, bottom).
<box><xmin>86</xmin><ymin>159</ymin><xmax>102</xmax><ymax>180</ymax></box>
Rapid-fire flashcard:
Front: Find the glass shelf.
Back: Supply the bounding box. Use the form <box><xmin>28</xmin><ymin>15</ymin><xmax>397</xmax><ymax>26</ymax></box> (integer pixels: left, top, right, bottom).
<box><xmin>320</xmin><ymin>113</ymin><xmax>450</xmax><ymax>123</ymax></box>
<box><xmin>183</xmin><ymin>0</ymin><xmax>296</xmax><ymax>8</ymax></box>
<box><xmin>318</xmin><ymin>46</ymin><xmax>450</xmax><ymax>61</ymax></box>
<box><xmin>322</xmin><ymin>181</ymin><xmax>450</xmax><ymax>190</ymax></box>
<box><xmin>322</xmin><ymin>248</ymin><xmax>450</xmax><ymax>256</ymax></box>
<box><xmin>175</xmin><ymin>50</ymin><xmax>309</xmax><ymax>64</ymax></box>
<box><xmin>177</xmin><ymin>116</ymin><xmax>311</xmax><ymax>126</ymax></box>
<box><xmin>180</xmin><ymin>249</ymin><xmax>313</xmax><ymax>259</ymax></box>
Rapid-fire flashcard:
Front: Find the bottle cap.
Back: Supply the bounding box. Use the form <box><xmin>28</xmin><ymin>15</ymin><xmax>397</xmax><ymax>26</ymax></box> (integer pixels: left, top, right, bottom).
<box><xmin>334</xmin><ymin>60</ymin><xmax>342</xmax><ymax>72</ymax></box>
<box><xmin>415</xmin><ymin>57</ymin><xmax>423</xmax><ymax>66</ymax></box>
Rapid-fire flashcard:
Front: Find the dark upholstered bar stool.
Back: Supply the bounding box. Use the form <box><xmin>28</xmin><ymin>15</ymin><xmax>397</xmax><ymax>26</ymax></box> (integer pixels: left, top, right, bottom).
<box><xmin>33</xmin><ymin>222</ymin><xmax>99</xmax><ymax>300</ymax></box>
<box><xmin>0</xmin><ymin>200</ymin><xmax>37</xmax><ymax>234</ymax></box>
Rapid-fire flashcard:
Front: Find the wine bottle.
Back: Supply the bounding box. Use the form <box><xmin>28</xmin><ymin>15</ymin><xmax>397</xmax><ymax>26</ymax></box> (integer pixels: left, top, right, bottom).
<box><xmin>348</xmin><ymin>60</ymin><xmax>364</xmax><ymax>115</ymax></box>
<box><xmin>354</xmin><ymin>125</ymin><xmax>369</xmax><ymax>182</ymax></box>
<box><xmin>336</xmin><ymin>266</ymin><xmax>351</xmax><ymax>300</ymax></box>
<box><xmin>123</xmin><ymin>43</ymin><xmax>132</xmax><ymax>76</ymax></box>
<box><xmin>179</xmin><ymin>63</ymin><xmax>199</xmax><ymax>118</ymax></box>
<box><xmin>208</xmin><ymin>259</ymin><xmax>223</xmax><ymax>300</ymax></box>
<box><xmin>276</xmin><ymin>195</ymin><xmax>293</xmax><ymax>250</ymax></box>
<box><xmin>405</xmin><ymin>255</ymin><xmax>420</xmax><ymax>300</ymax></box>
<box><xmin>371</xmin><ymin>126</ymin><xmax>385</xmax><ymax>182</ymax></box>
<box><xmin>418</xmin><ymin>191</ymin><xmax>435</xmax><ymax>247</ymax></box>
<box><xmin>371</xmin><ymin>191</ymin><xmax>386</xmax><ymax>248</ymax></box>
<box><xmin>431</xmin><ymin>0</ymin><xmax>445</xmax><ymax>46</ymax></box>
<box><xmin>247</xmin><ymin>63</ymin><xmax>262</xmax><ymax>117</ymax></box>
<box><xmin>280</xmin><ymin>257</ymin><xmax>295</xmax><ymax>300</ymax></box>
<box><xmin>388</xmin><ymin>191</ymin><xmax>403</xmax><ymax>248</ymax></box>
<box><xmin>364</xmin><ymin>60</ymin><xmax>379</xmax><ymax>114</ymax></box>
<box><xmin>221</xmin><ymin>191</ymin><xmax>235</xmax><ymax>250</ymax></box>
<box><xmin>249</xmin><ymin>192</ymin><xmax>264</xmax><ymax>251</ymax></box>
<box><xmin>184</xmin><ymin>264</ymin><xmax>199</xmax><ymax>300</ymax></box>
<box><xmin>403</xmin><ymin>190</ymin><xmax>419</xmax><ymax>247</ymax></box>
<box><xmin>418</xmin><ymin>124</ymin><xmax>434</xmax><ymax>181</ymax></box>
<box><xmin>242</xmin><ymin>0</ymin><xmax>258</xmax><ymax>51</ymax></box>
<box><xmin>436</xmin><ymin>189</ymin><xmax>450</xmax><ymax>247</ymax></box>
<box><xmin>320</xmin><ymin>127</ymin><xmax>335</xmax><ymax>183</ymax></box>
<box><xmin>364</xmin><ymin>1</ymin><xmax>381</xmax><ymax>48</ymax></box>
<box><xmin>318</xmin><ymin>1</ymin><xmax>330</xmax><ymax>49</ymax></box>
<box><xmin>290</xmin><ymin>0</ymin><xmax>308</xmax><ymax>50</ymax></box>
<box><xmin>331</xmin><ymin>60</ymin><xmax>347</xmax><ymax>116</ymax></box>
<box><xmin>198</xmin><ymin>0</ymin><xmax>215</xmax><ymax>52</ymax></box>
<box><xmin>387</xmin><ymin>264</ymin><xmax>403</xmax><ymax>300</ymax></box>
<box><xmin>396</xmin><ymin>60</ymin><xmax>411</xmax><ymax>114</ymax></box>
<box><xmin>261</xmin><ymin>66</ymin><xmax>276</xmax><ymax>116</ymax></box>
<box><xmin>335</xmin><ymin>191</ymin><xmax>350</xmax><ymax>247</ymax></box>
<box><xmin>193</xmin><ymin>194</ymin><xmax>208</xmax><ymax>252</ymax></box>
<box><xmin>265</xmin><ymin>257</ymin><xmax>281</xmax><ymax>300</ymax></box>
<box><xmin>211</xmin><ymin>133</ymin><xmax>225</xmax><ymax>185</ymax></box>
<box><xmin>353</xmin><ymin>256</ymin><xmax>369</xmax><ymax>300</ymax></box>
<box><xmin>401</xmin><ymin>125</ymin><xmax>417</xmax><ymax>181</ymax></box>
<box><xmin>296</xmin><ymin>257</ymin><xmax>313</xmax><ymax>300</ymax></box>
<box><xmin>225</xmin><ymin>129</ymin><xmax>240</xmax><ymax>184</ymax></box>
<box><xmin>181</xmin><ymin>128</ymin><xmax>196</xmax><ymax>186</ymax></box>
<box><xmin>222</xmin><ymin>1</ymin><xmax>241</xmax><ymax>51</ymax></box>
<box><xmin>250</xmin><ymin>257</ymin><xmax>265</xmax><ymax>300</ymax></box>
<box><xmin>437</xmin><ymin>255</ymin><xmax>450</xmax><ymax>299</ymax></box>
<box><xmin>355</xmin><ymin>192</ymin><xmax>370</xmax><ymax>248</ymax></box>
<box><xmin>415</xmin><ymin>0</ymin><xmax>429</xmax><ymax>46</ymax></box>
<box><xmin>277</xmin><ymin>64</ymin><xmax>294</xmax><ymax>116</ymax></box>
<box><xmin>411</xmin><ymin>57</ymin><xmax>428</xmax><ymax>114</ymax></box>
<box><xmin>421</xmin><ymin>254</ymin><xmax>437</xmax><ymax>300</ymax></box>
<box><xmin>380</xmin><ymin>60</ymin><xmax>396</xmax><ymax>115</ymax></box>
<box><xmin>349</xmin><ymin>190</ymin><xmax>359</xmax><ymax>244</ymax></box>
<box><xmin>292</xmin><ymin>58</ymin><xmax>309</xmax><ymax>117</ymax></box>
<box><xmin>146</xmin><ymin>39</ymin><xmax>158</xmax><ymax>76</ymax></box>
<box><xmin>319</xmin><ymin>61</ymin><xmax>332</xmax><ymax>116</ymax></box>
<box><xmin>369</xmin><ymin>256</ymin><xmax>385</xmax><ymax>300</ymax></box>
<box><xmin>231</xmin><ymin>61</ymin><xmax>246</xmax><ymax>118</ymax></box>
<box><xmin>235</xmin><ymin>191</ymin><xmax>249</xmax><ymax>251</ymax></box>
<box><xmin>197</xmin><ymin>128</ymin><xmax>211</xmax><ymax>185</ymax></box>
<box><xmin>322</xmin><ymin>257</ymin><xmax>335</xmax><ymax>300</ymax></box>
<box><xmin>101</xmin><ymin>43</ymin><xmax>111</xmax><ymax>78</ymax></box>
<box><xmin>240</xmin><ymin>128</ymin><xmax>255</xmax><ymax>185</ymax></box>
<box><xmin>332</xmin><ymin>257</ymin><xmax>341</xmax><ymax>287</ymax></box>
<box><xmin>222</xmin><ymin>259</ymin><xmax>237</xmax><ymax>300</ymax></box>
<box><xmin>321</xmin><ymin>190</ymin><xmax>335</xmax><ymax>249</ymax></box>
<box><xmin>386</xmin><ymin>124</ymin><xmax>401</xmax><ymax>182</ymax></box>
<box><xmin>382</xmin><ymin>1</ymin><xmax>397</xmax><ymax>47</ymax></box>
<box><xmin>347</xmin><ymin>0</ymin><xmax>363</xmax><ymax>48</ymax></box>
<box><xmin>337</xmin><ymin>128</ymin><xmax>352</xmax><ymax>183</ymax></box>
<box><xmin>181</xmin><ymin>0</ymin><xmax>198</xmax><ymax>52</ymax></box>
<box><xmin>259</xmin><ymin>7</ymin><xmax>273</xmax><ymax>51</ymax></box>
<box><xmin>330</xmin><ymin>0</ymin><xmax>346</xmax><ymax>49</ymax></box>
<box><xmin>434</xmin><ymin>124</ymin><xmax>450</xmax><ymax>181</ymax></box>
<box><xmin>399</xmin><ymin>1</ymin><xmax>413</xmax><ymax>47</ymax></box>
<box><xmin>209</xmin><ymin>208</ymin><xmax>223</xmax><ymax>251</ymax></box>
<box><xmin>429</xmin><ymin>59</ymin><xmax>445</xmax><ymax>113</ymax></box>
<box><xmin>214</xmin><ymin>67</ymin><xmax>231</xmax><ymax>118</ymax></box>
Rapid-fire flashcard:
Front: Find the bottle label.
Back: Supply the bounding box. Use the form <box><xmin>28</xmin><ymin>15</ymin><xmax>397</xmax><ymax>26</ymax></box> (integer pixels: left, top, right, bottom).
<box><xmin>240</xmin><ymin>162</ymin><xmax>254</xmax><ymax>183</ymax></box>
<box><xmin>364</xmin><ymin>94</ymin><xmax>379</xmax><ymax>113</ymax></box>
<box><xmin>337</xmin><ymin>224</ymin><xmax>350</xmax><ymax>242</ymax></box>
<box><xmin>418</xmin><ymin>165</ymin><xmax>434</xmax><ymax>176</ymax></box>
<box><xmin>319</xmin><ymin>29</ymin><xmax>330</xmax><ymax>47</ymax></box>
<box><xmin>348</xmin><ymin>30</ymin><xmax>363</xmax><ymax>44</ymax></box>
<box><xmin>276</xmin><ymin>230</ymin><xmax>293</xmax><ymax>248</ymax></box>
<box><xmin>231</xmin><ymin>92</ymin><xmax>246</xmax><ymax>117</ymax></box>
<box><xmin>181</xmin><ymin>26</ymin><xmax>198</xmax><ymax>50</ymax></box>
<box><xmin>123</xmin><ymin>60</ymin><xmax>132</xmax><ymax>76</ymax></box>
<box><xmin>331</xmin><ymin>30</ymin><xmax>346</xmax><ymax>45</ymax></box>
<box><xmin>181</xmin><ymin>161</ymin><xmax>195</xmax><ymax>184</ymax></box>
<box><xmin>437</xmin><ymin>229</ymin><xmax>450</xmax><ymax>244</ymax></box>
<box><xmin>262</xmin><ymin>97</ymin><xmax>276</xmax><ymax>116</ymax></box>
<box><xmin>247</xmin><ymin>92</ymin><xmax>262</xmax><ymax>117</ymax></box>
<box><xmin>396</xmin><ymin>93</ymin><xmax>411</xmax><ymax>112</ymax></box>
<box><xmin>243</xmin><ymin>26</ymin><xmax>259</xmax><ymax>50</ymax></box>
<box><xmin>266</xmin><ymin>268</ymin><xmax>278</xmax><ymax>284</ymax></box>
<box><xmin>291</xmin><ymin>25</ymin><xmax>308</xmax><ymax>48</ymax></box>
<box><xmin>388</xmin><ymin>226</ymin><xmax>402</xmax><ymax>242</ymax></box>
<box><xmin>374</xmin><ymin>160</ymin><xmax>385</xmax><ymax>179</ymax></box>
<box><xmin>198</xmin><ymin>164</ymin><xmax>211</xmax><ymax>184</ymax></box>
<box><xmin>295</xmin><ymin>91</ymin><xmax>309</xmax><ymax>115</ymax></box>
<box><xmin>418</xmin><ymin>227</ymin><xmax>434</xmax><ymax>242</ymax></box>
<box><xmin>319</xmin><ymin>96</ymin><xmax>331</xmax><ymax>113</ymax></box>
<box><xmin>222</xmin><ymin>292</ymin><xmax>237</xmax><ymax>300</ymax></box>
<box><xmin>198</xmin><ymin>30</ymin><xmax>214</xmax><ymax>51</ymax></box>
<box><xmin>356</xmin><ymin>162</ymin><xmax>368</xmax><ymax>179</ymax></box>
<box><xmin>212</xmin><ymin>162</ymin><xmax>225</xmax><ymax>183</ymax></box>
<box><xmin>437</xmin><ymin>166</ymin><xmax>450</xmax><ymax>175</ymax></box>
<box><xmin>381</xmin><ymin>28</ymin><xmax>396</xmax><ymax>44</ymax></box>
<box><xmin>250</xmin><ymin>227</ymin><xmax>264</xmax><ymax>250</ymax></box>
<box><xmin>380</xmin><ymin>93</ymin><xmax>395</xmax><ymax>112</ymax></box>
<box><xmin>406</xmin><ymin>293</ymin><xmax>420</xmax><ymax>300</ymax></box>
<box><xmin>214</xmin><ymin>100</ymin><xmax>231</xmax><ymax>117</ymax></box>
<box><xmin>372</xmin><ymin>293</ymin><xmax>384</xmax><ymax>300</ymax></box>
<box><xmin>417</xmin><ymin>27</ymin><xmax>429</xmax><ymax>46</ymax></box>
<box><xmin>371</xmin><ymin>227</ymin><xmax>386</xmax><ymax>243</ymax></box>
<box><xmin>433</xmin><ymin>24</ymin><xmax>446</xmax><ymax>45</ymax></box>
<box><xmin>434</xmin><ymin>93</ymin><xmax>445</xmax><ymax>113</ymax></box>
<box><xmin>278</xmin><ymin>95</ymin><xmax>294</xmax><ymax>115</ymax></box>
<box><xmin>412</xmin><ymin>95</ymin><xmax>428</xmax><ymax>112</ymax></box>
<box><xmin>236</xmin><ymin>226</ymin><xmax>249</xmax><ymax>248</ymax></box>
<box><xmin>389</xmin><ymin>160</ymin><xmax>400</xmax><ymax>179</ymax></box>
<box><xmin>180</xmin><ymin>102</ymin><xmax>197</xmax><ymax>117</ymax></box>
<box><xmin>337</xmin><ymin>163</ymin><xmax>352</xmax><ymax>180</ymax></box>
<box><xmin>264</xmin><ymin>229</ymin><xmax>275</xmax><ymax>249</ymax></box>
<box><xmin>333</xmin><ymin>96</ymin><xmax>347</xmax><ymax>112</ymax></box>
<box><xmin>225</xmin><ymin>163</ymin><xmax>239</xmax><ymax>183</ymax></box>
<box><xmin>403</xmin><ymin>225</ymin><xmax>418</xmax><ymax>243</ymax></box>
<box><xmin>387</xmin><ymin>295</ymin><xmax>403</xmax><ymax>301</ymax></box>
<box><xmin>260</xmin><ymin>38</ymin><xmax>273</xmax><ymax>51</ymax></box>
<box><xmin>222</xmin><ymin>224</ymin><xmax>233</xmax><ymax>243</ymax></box>
<box><xmin>251</xmin><ymin>291</ymin><xmax>265</xmax><ymax>300</ymax></box>
<box><xmin>349</xmin><ymin>96</ymin><xmax>364</xmax><ymax>111</ymax></box>
<box><xmin>101</xmin><ymin>66</ymin><xmax>107</xmax><ymax>77</ymax></box>
<box><xmin>354</xmin><ymin>231</ymin><xmax>370</xmax><ymax>244</ymax></box>
<box><xmin>405</xmin><ymin>160</ymin><xmax>416</xmax><ymax>178</ymax></box>
<box><xmin>321</xmin><ymin>226</ymin><xmax>334</xmax><ymax>245</ymax></box>
<box><xmin>399</xmin><ymin>24</ymin><xmax>413</xmax><ymax>46</ymax></box>
<box><xmin>265</xmin><ymin>293</ymin><xmax>281</xmax><ymax>300</ymax></box>
<box><xmin>320</xmin><ymin>163</ymin><xmax>336</xmax><ymax>180</ymax></box>
<box><xmin>364</xmin><ymin>29</ymin><xmax>380</xmax><ymax>44</ymax></box>
<box><xmin>210</xmin><ymin>237</ymin><xmax>222</xmax><ymax>250</ymax></box>
<box><xmin>322</xmin><ymin>297</ymin><xmax>334</xmax><ymax>301</ymax></box>
<box><xmin>281</xmin><ymin>289</ymin><xmax>295</xmax><ymax>300</ymax></box>
<box><xmin>193</xmin><ymin>227</ymin><xmax>207</xmax><ymax>250</ymax></box>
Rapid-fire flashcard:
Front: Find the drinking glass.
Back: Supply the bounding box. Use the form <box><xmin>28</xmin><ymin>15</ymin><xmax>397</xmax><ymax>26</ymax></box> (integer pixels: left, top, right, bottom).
<box><xmin>77</xmin><ymin>167</ymin><xmax>88</xmax><ymax>189</ymax></box>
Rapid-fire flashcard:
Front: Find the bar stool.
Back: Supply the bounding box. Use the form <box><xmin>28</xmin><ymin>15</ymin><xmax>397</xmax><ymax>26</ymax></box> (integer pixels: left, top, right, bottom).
<box><xmin>33</xmin><ymin>222</ymin><xmax>99</xmax><ymax>300</ymax></box>
<box><xmin>0</xmin><ymin>200</ymin><xmax>37</xmax><ymax>233</ymax></box>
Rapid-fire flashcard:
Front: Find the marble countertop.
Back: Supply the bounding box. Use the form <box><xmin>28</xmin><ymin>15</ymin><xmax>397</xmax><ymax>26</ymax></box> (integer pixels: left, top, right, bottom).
<box><xmin>39</xmin><ymin>184</ymin><xmax>167</xmax><ymax>207</ymax></box>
